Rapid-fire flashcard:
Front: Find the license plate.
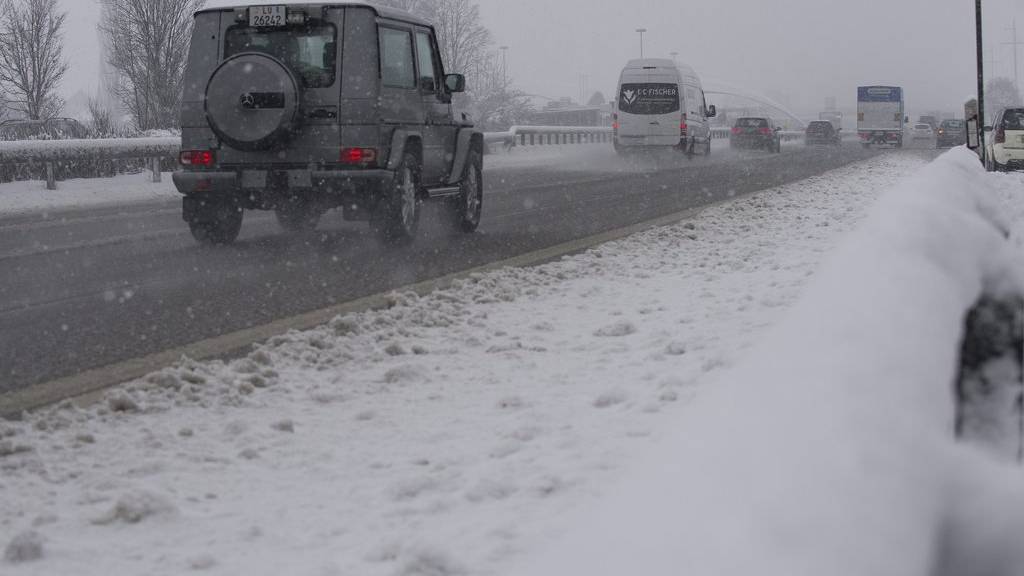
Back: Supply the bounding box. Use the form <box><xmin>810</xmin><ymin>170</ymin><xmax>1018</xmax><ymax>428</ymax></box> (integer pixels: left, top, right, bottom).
<box><xmin>250</xmin><ymin>6</ymin><xmax>286</xmax><ymax>27</ymax></box>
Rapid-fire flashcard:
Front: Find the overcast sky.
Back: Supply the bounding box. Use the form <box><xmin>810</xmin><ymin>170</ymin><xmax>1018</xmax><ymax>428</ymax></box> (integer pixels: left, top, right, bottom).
<box><xmin>60</xmin><ymin>0</ymin><xmax>1024</xmax><ymax>117</ymax></box>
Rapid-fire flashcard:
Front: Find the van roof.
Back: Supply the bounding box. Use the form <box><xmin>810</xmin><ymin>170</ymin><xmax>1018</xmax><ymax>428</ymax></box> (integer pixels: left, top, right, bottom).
<box><xmin>197</xmin><ymin>2</ymin><xmax>432</xmax><ymax>27</ymax></box>
<box><xmin>622</xmin><ymin>58</ymin><xmax>699</xmax><ymax>79</ymax></box>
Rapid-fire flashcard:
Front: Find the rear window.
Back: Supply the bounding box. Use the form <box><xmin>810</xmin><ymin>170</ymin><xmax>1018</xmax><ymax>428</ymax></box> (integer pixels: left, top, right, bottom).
<box><xmin>914</xmin><ymin>124</ymin><xmax>931</xmax><ymax>130</ymax></box>
<box><xmin>1002</xmin><ymin>110</ymin><xmax>1024</xmax><ymax>130</ymax></box>
<box><xmin>225</xmin><ymin>22</ymin><xmax>337</xmax><ymax>88</ymax></box>
<box><xmin>736</xmin><ymin>118</ymin><xmax>769</xmax><ymax>127</ymax></box>
<box><xmin>618</xmin><ymin>83</ymin><xmax>680</xmax><ymax>115</ymax></box>
<box><xmin>808</xmin><ymin>121</ymin><xmax>832</xmax><ymax>130</ymax></box>
<box><xmin>941</xmin><ymin>120</ymin><xmax>964</xmax><ymax>129</ymax></box>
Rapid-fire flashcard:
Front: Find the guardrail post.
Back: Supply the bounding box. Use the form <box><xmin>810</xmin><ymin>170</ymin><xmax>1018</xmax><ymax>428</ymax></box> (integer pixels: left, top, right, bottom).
<box><xmin>151</xmin><ymin>157</ymin><xmax>162</xmax><ymax>183</ymax></box>
<box><xmin>529</xmin><ymin>134</ymin><xmax>535</xmax><ymax>146</ymax></box>
<box><xmin>45</xmin><ymin>162</ymin><xmax>56</xmax><ymax>190</ymax></box>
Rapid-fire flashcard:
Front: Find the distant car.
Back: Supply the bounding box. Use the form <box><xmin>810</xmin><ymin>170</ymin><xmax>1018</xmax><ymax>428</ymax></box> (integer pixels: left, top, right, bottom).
<box><xmin>910</xmin><ymin>123</ymin><xmax>934</xmax><ymax>141</ymax></box>
<box><xmin>985</xmin><ymin>107</ymin><xmax>1024</xmax><ymax>172</ymax></box>
<box><xmin>918</xmin><ymin>115</ymin><xmax>938</xmax><ymax>131</ymax></box>
<box><xmin>804</xmin><ymin>120</ymin><xmax>841</xmax><ymax>146</ymax></box>
<box><xmin>0</xmin><ymin>118</ymin><xmax>87</xmax><ymax>141</ymax></box>
<box><xmin>730</xmin><ymin>117</ymin><xmax>782</xmax><ymax>152</ymax></box>
<box><xmin>936</xmin><ymin>119</ymin><xmax>966</xmax><ymax>148</ymax></box>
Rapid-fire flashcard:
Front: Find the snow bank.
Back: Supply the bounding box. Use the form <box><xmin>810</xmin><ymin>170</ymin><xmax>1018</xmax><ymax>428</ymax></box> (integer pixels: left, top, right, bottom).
<box><xmin>0</xmin><ymin>153</ymin><xmax>948</xmax><ymax>576</ymax></box>
<box><xmin>516</xmin><ymin>148</ymin><xmax>1024</xmax><ymax>576</ymax></box>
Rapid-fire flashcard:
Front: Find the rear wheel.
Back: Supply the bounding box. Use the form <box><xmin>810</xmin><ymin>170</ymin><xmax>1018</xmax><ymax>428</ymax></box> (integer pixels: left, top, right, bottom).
<box><xmin>187</xmin><ymin>200</ymin><xmax>243</xmax><ymax>245</ymax></box>
<box><xmin>446</xmin><ymin>149</ymin><xmax>483</xmax><ymax>234</ymax></box>
<box><xmin>373</xmin><ymin>153</ymin><xmax>421</xmax><ymax>244</ymax></box>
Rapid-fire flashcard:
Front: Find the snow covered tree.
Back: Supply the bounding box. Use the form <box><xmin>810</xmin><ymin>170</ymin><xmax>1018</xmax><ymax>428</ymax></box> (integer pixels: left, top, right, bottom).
<box><xmin>985</xmin><ymin>77</ymin><xmax>1023</xmax><ymax>123</ymax></box>
<box><xmin>0</xmin><ymin>0</ymin><xmax>69</xmax><ymax>120</ymax></box>
<box><xmin>587</xmin><ymin>91</ymin><xmax>607</xmax><ymax>107</ymax></box>
<box><xmin>98</xmin><ymin>0</ymin><xmax>205</xmax><ymax>131</ymax></box>
<box><xmin>466</xmin><ymin>50</ymin><xmax>533</xmax><ymax>130</ymax></box>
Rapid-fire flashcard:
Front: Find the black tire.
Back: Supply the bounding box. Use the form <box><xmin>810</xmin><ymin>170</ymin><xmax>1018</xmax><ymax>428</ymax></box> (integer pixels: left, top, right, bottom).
<box><xmin>275</xmin><ymin>202</ymin><xmax>323</xmax><ymax>233</ymax></box>
<box><xmin>446</xmin><ymin>149</ymin><xmax>484</xmax><ymax>234</ymax></box>
<box><xmin>373</xmin><ymin>152</ymin><xmax>421</xmax><ymax>243</ymax></box>
<box><xmin>188</xmin><ymin>201</ymin><xmax>243</xmax><ymax>245</ymax></box>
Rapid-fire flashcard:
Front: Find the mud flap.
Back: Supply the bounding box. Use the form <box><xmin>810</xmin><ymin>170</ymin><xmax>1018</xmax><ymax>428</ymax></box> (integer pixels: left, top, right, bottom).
<box><xmin>446</xmin><ymin>128</ymin><xmax>483</xmax><ymax>186</ymax></box>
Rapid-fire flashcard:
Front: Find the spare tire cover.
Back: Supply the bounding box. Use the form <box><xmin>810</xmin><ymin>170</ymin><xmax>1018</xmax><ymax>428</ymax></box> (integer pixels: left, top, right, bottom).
<box><xmin>205</xmin><ymin>53</ymin><xmax>301</xmax><ymax>151</ymax></box>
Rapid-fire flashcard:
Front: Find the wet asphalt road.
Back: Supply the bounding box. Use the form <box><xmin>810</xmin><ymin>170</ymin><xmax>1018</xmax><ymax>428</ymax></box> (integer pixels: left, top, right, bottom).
<box><xmin>0</xmin><ymin>142</ymin><xmax>884</xmax><ymax>396</ymax></box>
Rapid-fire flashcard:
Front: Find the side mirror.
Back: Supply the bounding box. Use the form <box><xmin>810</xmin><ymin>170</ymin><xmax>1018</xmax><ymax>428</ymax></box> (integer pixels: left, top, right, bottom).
<box><xmin>774</xmin><ymin>126</ymin><xmax>783</xmax><ymax>132</ymax></box>
<box><xmin>444</xmin><ymin>74</ymin><xmax>466</xmax><ymax>93</ymax></box>
<box><xmin>706</xmin><ymin>105</ymin><xmax>717</xmax><ymax>118</ymax></box>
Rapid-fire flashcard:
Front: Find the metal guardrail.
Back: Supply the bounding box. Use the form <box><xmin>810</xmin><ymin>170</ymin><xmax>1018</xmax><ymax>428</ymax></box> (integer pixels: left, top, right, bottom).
<box><xmin>485</xmin><ymin>125</ymin><xmax>614</xmax><ymax>149</ymax></box>
<box><xmin>0</xmin><ymin>137</ymin><xmax>180</xmax><ymax>190</ymax></box>
<box><xmin>0</xmin><ymin>125</ymin><xmax>813</xmax><ymax>190</ymax></box>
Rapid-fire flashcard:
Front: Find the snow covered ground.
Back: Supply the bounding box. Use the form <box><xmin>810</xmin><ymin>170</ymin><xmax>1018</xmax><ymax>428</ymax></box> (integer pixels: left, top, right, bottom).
<box><xmin>0</xmin><ymin>172</ymin><xmax>179</xmax><ymax>217</ymax></box>
<box><xmin>3</xmin><ymin>151</ymin><xmax>1016</xmax><ymax>575</ymax></box>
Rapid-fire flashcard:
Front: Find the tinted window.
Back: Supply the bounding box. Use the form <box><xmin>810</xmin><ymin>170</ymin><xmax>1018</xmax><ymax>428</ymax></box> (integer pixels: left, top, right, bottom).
<box><xmin>1002</xmin><ymin>109</ymin><xmax>1024</xmax><ymax>130</ymax></box>
<box><xmin>380</xmin><ymin>27</ymin><xmax>416</xmax><ymax>89</ymax></box>
<box><xmin>619</xmin><ymin>83</ymin><xmax>680</xmax><ymax>115</ymax></box>
<box><xmin>415</xmin><ymin>32</ymin><xmax>438</xmax><ymax>92</ymax></box>
<box><xmin>736</xmin><ymin>118</ymin><xmax>769</xmax><ymax>127</ymax></box>
<box><xmin>225</xmin><ymin>23</ymin><xmax>336</xmax><ymax>88</ymax></box>
<box><xmin>941</xmin><ymin>120</ymin><xmax>964</xmax><ymax>129</ymax></box>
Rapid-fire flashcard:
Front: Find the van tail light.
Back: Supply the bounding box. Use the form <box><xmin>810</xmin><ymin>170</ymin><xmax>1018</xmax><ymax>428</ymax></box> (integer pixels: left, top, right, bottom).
<box><xmin>995</xmin><ymin>126</ymin><xmax>1006</xmax><ymax>144</ymax></box>
<box><xmin>680</xmin><ymin>114</ymin><xmax>688</xmax><ymax>136</ymax></box>
<box><xmin>612</xmin><ymin>113</ymin><xmax>619</xmax><ymax>133</ymax></box>
<box><xmin>341</xmin><ymin>147</ymin><xmax>378</xmax><ymax>165</ymax></box>
<box><xmin>731</xmin><ymin>127</ymin><xmax>741</xmax><ymax>135</ymax></box>
<box><xmin>759</xmin><ymin>127</ymin><xmax>772</xmax><ymax>135</ymax></box>
<box><xmin>180</xmin><ymin>150</ymin><xmax>215</xmax><ymax>167</ymax></box>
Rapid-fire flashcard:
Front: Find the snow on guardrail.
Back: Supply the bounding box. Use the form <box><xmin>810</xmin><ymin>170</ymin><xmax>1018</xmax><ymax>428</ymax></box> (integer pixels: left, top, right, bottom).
<box><xmin>0</xmin><ymin>128</ymin><xmax>617</xmax><ymax>189</ymax></box>
<box><xmin>515</xmin><ymin>148</ymin><xmax>1024</xmax><ymax>576</ymax></box>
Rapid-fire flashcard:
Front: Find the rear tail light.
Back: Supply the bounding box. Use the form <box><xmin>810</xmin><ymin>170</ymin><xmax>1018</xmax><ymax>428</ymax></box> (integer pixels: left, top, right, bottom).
<box><xmin>341</xmin><ymin>147</ymin><xmax>378</xmax><ymax>165</ymax></box>
<box><xmin>613</xmin><ymin>114</ymin><xmax>619</xmax><ymax>132</ymax></box>
<box><xmin>759</xmin><ymin>127</ymin><xmax>772</xmax><ymax>135</ymax></box>
<box><xmin>995</xmin><ymin>126</ymin><xmax>1006</xmax><ymax>144</ymax></box>
<box><xmin>681</xmin><ymin>114</ymin><xmax>688</xmax><ymax>136</ymax></box>
<box><xmin>731</xmin><ymin>127</ymin><xmax>741</xmax><ymax>135</ymax></box>
<box><xmin>180</xmin><ymin>150</ymin><xmax>215</xmax><ymax>167</ymax></box>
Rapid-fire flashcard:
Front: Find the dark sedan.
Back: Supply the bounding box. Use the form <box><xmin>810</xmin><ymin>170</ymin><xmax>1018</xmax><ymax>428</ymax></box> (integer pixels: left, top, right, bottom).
<box><xmin>805</xmin><ymin>121</ymin><xmax>841</xmax><ymax>146</ymax></box>
<box><xmin>730</xmin><ymin>117</ymin><xmax>782</xmax><ymax>152</ymax></box>
<box><xmin>936</xmin><ymin>120</ymin><xmax>966</xmax><ymax>148</ymax></box>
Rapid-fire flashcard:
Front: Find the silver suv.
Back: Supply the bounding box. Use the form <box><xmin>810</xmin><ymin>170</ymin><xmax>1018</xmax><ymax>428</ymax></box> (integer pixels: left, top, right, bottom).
<box><xmin>173</xmin><ymin>3</ymin><xmax>484</xmax><ymax>244</ymax></box>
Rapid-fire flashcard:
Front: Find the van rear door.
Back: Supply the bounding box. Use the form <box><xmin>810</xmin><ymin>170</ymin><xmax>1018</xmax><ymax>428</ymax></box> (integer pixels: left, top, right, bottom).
<box><xmin>618</xmin><ymin>71</ymin><xmax>681</xmax><ymax>146</ymax></box>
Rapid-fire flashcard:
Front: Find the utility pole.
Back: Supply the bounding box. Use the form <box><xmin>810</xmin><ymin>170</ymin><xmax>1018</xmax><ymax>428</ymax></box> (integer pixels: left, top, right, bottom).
<box><xmin>977</xmin><ymin>0</ymin><xmax>987</xmax><ymax>165</ymax></box>
<box><xmin>499</xmin><ymin>46</ymin><xmax>509</xmax><ymax>85</ymax></box>
<box><xmin>636</xmin><ymin>28</ymin><xmax>647</xmax><ymax>59</ymax></box>
<box><xmin>1005</xmin><ymin>20</ymin><xmax>1023</xmax><ymax>96</ymax></box>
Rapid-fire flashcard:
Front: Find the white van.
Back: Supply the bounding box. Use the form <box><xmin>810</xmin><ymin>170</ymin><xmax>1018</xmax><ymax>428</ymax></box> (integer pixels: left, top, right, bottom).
<box><xmin>613</xmin><ymin>59</ymin><xmax>716</xmax><ymax>156</ymax></box>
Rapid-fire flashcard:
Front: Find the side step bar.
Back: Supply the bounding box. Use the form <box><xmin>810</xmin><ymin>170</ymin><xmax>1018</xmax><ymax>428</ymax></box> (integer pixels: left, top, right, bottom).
<box><xmin>427</xmin><ymin>186</ymin><xmax>461</xmax><ymax>199</ymax></box>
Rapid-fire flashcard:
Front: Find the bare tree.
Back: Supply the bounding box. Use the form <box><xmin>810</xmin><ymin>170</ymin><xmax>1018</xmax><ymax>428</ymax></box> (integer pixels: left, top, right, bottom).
<box><xmin>372</xmin><ymin>0</ymin><xmax>491</xmax><ymax>79</ymax></box>
<box><xmin>0</xmin><ymin>0</ymin><xmax>69</xmax><ymax>120</ymax></box>
<box><xmin>468</xmin><ymin>50</ymin><xmax>533</xmax><ymax>131</ymax></box>
<box><xmin>98</xmin><ymin>0</ymin><xmax>204</xmax><ymax>131</ymax></box>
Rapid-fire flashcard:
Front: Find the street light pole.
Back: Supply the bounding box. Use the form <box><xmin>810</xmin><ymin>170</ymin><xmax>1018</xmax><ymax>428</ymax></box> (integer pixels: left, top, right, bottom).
<box><xmin>976</xmin><ymin>0</ymin><xmax>987</xmax><ymax>165</ymax></box>
<box><xmin>636</xmin><ymin>28</ymin><xmax>647</xmax><ymax>59</ymax></box>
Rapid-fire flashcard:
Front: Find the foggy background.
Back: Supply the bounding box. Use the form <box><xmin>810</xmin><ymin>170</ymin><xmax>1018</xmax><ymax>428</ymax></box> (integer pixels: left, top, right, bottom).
<box><xmin>58</xmin><ymin>0</ymin><xmax>1024</xmax><ymax>118</ymax></box>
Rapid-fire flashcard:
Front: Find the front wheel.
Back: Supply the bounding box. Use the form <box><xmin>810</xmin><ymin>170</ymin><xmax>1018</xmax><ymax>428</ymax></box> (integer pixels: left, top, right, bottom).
<box><xmin>446</xmin><ymin>149</ymin><xmax>483</xmax><ymax>234</ymax></box>
<box><xmin>372</xmin><ymin>153</ymin><xmax>421</xmax><ymax>244</ymax></box>
<box><xmin>186</xmin><ymin>200</ymin><xmax>244</xmax><ymax>245</ymax></box>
